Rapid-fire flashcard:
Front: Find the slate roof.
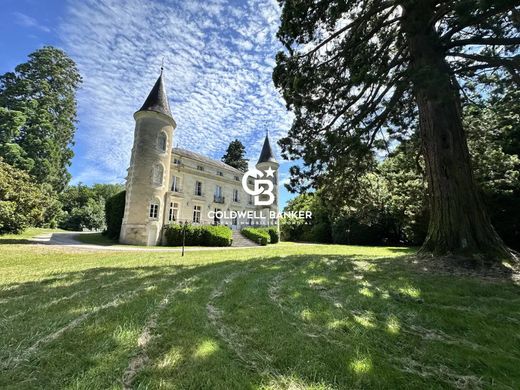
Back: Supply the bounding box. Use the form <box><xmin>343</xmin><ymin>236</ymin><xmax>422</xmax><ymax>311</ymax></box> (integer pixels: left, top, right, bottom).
<box><xmin>138</xmin><ymin>72</ymin><xmax>173</xmax><ymax>119</ymax></box>
<box><xmin>257</xmin><ymin>134</ymin><xmax>277</xmax><ymax>164</ymax></box>
<box><xmin>172</xmin><ymin>147</ymin><xmax>243</xmax><ymax>174</ymax></box>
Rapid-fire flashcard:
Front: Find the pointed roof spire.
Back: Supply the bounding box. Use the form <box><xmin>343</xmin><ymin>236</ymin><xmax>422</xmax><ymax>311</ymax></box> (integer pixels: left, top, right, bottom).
<box><xmin>257</xmin><ymin>130</ymin><xmax>277</xmax><ymax>164</ymax></box>
<box><xmin>138</xmin><ymin>66</ymin><xmax>172</xmax><ymax>119</ymax></box>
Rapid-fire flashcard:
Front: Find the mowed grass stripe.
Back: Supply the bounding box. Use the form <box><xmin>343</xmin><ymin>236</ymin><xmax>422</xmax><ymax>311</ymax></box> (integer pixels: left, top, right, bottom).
<box><xmin>131</xmin><ymin>263</ymin><xmax>263</xmax><ymax>389</ymax></box>
<box><xmin>0</xmin><ymin>267</ymin><xmax>188</xmax><ymax>366</ymax></box>
<box><xmin>0</xmin><ymin>269</ymin><xmax>162</xmax><ymax>321</ymax></box>
<box><xmin>0</xmin><ymin>268</ymin><xmax>203</xmax><ymax>389</ymax></box>
<box><xmin>279</xmin><ymin>256</ymin><xmax>519</xmax><ymax>388</ymax></box>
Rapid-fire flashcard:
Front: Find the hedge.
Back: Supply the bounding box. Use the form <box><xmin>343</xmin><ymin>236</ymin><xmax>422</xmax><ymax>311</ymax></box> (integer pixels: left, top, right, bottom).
<box><xmin>241</xmin><ymin>227</ymin><xmax>270</xmax><ymax>246</ymax></box>
<box><xmin>262</xmin><ymin>226</ymin><xmax>279</xmax><ymax>244</ymax></box>
<box><xmin>104</xmin><ymin>190</ymin><xmax>125</xmax><ymax>239</ymax></box>
<box><xmin>164</xmin><ymin>224</ymin><xmax>232</xmax><ymax>247</ymax></box>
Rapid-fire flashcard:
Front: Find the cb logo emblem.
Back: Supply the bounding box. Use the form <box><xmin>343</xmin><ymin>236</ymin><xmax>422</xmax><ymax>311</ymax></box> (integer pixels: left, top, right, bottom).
<box><xmin>242</xmin><ymin>167</ymin><xmax>276</xmax><ymax>206</ymax></box>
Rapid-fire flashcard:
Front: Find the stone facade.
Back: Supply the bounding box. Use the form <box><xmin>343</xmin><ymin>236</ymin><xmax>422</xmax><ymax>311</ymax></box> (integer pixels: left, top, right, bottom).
<box><xmin>120</xmin><ymin>72</ymin><xmax>279</xmax><ymax>246</ymax></box>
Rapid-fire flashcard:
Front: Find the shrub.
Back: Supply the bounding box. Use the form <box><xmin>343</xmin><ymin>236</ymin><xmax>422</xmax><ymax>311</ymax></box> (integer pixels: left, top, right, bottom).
<box><xmin>262</xmin><ymin>226</ymin><xmax>279</xmax><ymax>243</ymax></box>
<box><xmin>164</xmin><ymin>224</ymin><xmax>232</xmax><ymax>247</ymax></box>
<box><xmin>0</xmin><ymin>159</ymin><xmax>52</xmax><ymax>234</ymax></box>
<box><xmin>104</xmin><ymin>190</ymin><xmax>125</xmax><ymax>239</ymax></box>
<box><xmin>241</xmin><ymin>227</ymin><xmax>270</xmax><ymax>246</ymax></box>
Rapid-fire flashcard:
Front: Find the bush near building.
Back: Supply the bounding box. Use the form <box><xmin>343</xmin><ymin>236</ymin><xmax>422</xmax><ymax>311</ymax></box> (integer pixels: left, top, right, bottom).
<box><xmin>241</xmin><ymin>227</ymin><xmax>271</xmax><ymax>246</ymax></box>
<box><xmin>263</xmin><ymin>227</ymin><xmax>279</xmax><ymax>243</ymax></box>
<box><xmin>0</xmin><ymin>159</ymin><xmax>53</xmax><ymax>235</ymax></box>
<box><xmin>164</xmin><ymin>224</ymin><xmax>232</xmax><ymax>247</ymax></box>
<box><xmin>104</xmin><ymin>190</ymin><xmax>126</xmax><ymax>240</ymax></box>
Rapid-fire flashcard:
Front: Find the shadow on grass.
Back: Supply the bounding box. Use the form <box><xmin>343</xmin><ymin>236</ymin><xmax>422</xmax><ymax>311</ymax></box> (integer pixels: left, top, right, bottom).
<box><xmin>1</xmin><ymin>253</ymin><xmax>519</xmax><ymax>389</ymax></box>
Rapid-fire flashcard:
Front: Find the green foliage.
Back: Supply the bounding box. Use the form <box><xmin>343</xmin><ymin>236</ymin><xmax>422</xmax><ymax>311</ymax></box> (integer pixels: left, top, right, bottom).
<box><xmin>0</xmin><ymin>159</ymin><xmax>53</xmax><ymax>234</ymax></box>
<box><xmin>164</xmin><ymin>224</ymin><xmax>232</xmax><ymax>247</ymax></box>
<box><xmin>0</xmin><ymin>46</ymin><xmax>82</xmax><ymax>193</ymax></box>
<box><xmin>263</xmin><ymin>226</ymin><xmax>280</xmax><ymax>244</ymax></box>
<box><xmin>280</xmin><ymin>217</ymin><xmax>307</xmax><ymax>242</ymax></box>
<box><xmin>274</xmin><ymin>0</ymin><xmax>518</xmax><ymax>257</ymax></box>
<box><xmin>221</xmin><ymin>139</ymin><xmax>248</xmax><ymax>172</ymax></box>
<box><xmin>241</xmin><ymin>227</ymin><xmax>270</xmax><ymax>246</ymax></box>
<box><xmin>104</xmin><ymin>190</ymin><xmax>126</xmax><ymax>240</ymax></box>
<box><xmin>59</xmin><ymin>183</ymin><xmax>124</xmax><ymax>231</ymax></box>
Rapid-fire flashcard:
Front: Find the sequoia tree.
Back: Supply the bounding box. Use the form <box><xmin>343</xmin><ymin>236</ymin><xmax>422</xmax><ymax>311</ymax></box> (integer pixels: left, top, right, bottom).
<box><xmin>274</xmin><ymin>0</ymin><xmax>519</xmax><ymax>262</ymax></box>
<box><xmin>0</xmin><ymin>46</ymin><xmax>82</xmax><ymax>193</ymax></box>
<box><xmin>222</xmin><ymin>139</ymin><xmax>249</xmax><ymax>172</ymax></box>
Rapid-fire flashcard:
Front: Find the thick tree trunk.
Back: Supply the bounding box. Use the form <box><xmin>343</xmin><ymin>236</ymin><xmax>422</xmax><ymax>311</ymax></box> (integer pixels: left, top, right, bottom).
<box><xmin>402</xmin><ymin>1</ymin><xmax>512</xmax><ymax>263</ymax></box>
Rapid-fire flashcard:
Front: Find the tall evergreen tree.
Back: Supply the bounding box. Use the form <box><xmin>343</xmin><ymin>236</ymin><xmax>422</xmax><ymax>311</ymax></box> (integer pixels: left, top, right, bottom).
<box><xmin>221</xmin><ymin>139</ymin><xmax>249</xmax><ymax>172</ymax></box>
<box><xmin>274</xmin><ymin>0</ymin><xmax>519</xmax><ymax>263</ymax></box>
<box><xmin>0</xmin><ymin>46</ymin><xmax>82</xmax><ymax>193</ymax></box>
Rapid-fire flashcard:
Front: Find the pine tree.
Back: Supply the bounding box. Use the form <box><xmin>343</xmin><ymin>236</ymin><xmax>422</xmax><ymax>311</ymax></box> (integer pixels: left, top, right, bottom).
<box><xmin>221</xmin><ymin>139</ymin><xmax>249</xmax><ymax>172</ymax></box>
<box><xmin>0</xmin><ymin>46</ymin><xmax>82</xmax><ymax>193</ymax></box>
<box><xmin>274</xmin><ymin>0</ymin><xmax>519</xmax><ymax>263</ymax></box>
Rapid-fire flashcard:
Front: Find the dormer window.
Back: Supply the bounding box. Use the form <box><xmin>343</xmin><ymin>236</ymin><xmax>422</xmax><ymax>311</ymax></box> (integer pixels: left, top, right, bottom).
<box><xmin>173</xmin><ymin>158</ymin><xmax>181</xmax><ymax>165</ymax></box>
<box><xmin>217</xmin><ymin>171</ymin><xmax>224</xmax><ymax>177</ymax></box>
<box><xmin>197</xmin><ymin>165</ymin><xmax>204</xmax><ymax>171</ymax></box>
<box><xmin>157</xmin><ymin>132</ymin><xmax>167</xmax><ymax>152</ymax></box>
<box><xmin>234</xmin><ymin>175</ymin><xmax>239</xmax><ymax>181</ymax></box>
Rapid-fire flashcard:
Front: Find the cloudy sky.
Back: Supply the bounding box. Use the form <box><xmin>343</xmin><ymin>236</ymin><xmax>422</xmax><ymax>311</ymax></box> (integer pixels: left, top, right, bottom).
<box><xmin>0</xmin><ymin>0</ymin><xmax>295</xmax><ymax>207</ymax></box>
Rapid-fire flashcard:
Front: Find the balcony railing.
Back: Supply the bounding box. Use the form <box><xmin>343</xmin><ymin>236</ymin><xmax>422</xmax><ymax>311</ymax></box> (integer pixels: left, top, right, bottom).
<box><xmin>214</xmin><ymin>195</ymin><xmax>225</xmax><ymax>203</ymax></box>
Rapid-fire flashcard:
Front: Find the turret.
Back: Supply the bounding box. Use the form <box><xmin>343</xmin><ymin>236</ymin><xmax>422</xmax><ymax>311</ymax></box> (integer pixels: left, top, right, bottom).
<box><xmin>120</xmin><ymin>69</ymin><xmax>176</xmax><ymax>245</ymax></box>
<box><xmin>255</xmin><ymin>131</ymin><xmax>279</xmax><ymax>227</ymax></box>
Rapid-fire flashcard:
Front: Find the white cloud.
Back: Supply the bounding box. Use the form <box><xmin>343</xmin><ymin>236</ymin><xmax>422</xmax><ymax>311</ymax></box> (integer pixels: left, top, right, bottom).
<box><xmin>12</xmin><ymin>12</ymin><xmax>51</xmax><ymax>33</ymax></box>
<box><xmin>61</xmin><ymin>0</ymin><xmax>293</xmax><ymax>184</ymax></box>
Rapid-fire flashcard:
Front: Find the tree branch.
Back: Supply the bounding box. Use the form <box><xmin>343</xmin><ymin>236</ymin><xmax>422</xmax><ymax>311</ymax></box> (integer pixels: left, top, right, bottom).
<box><xmin>297</xmin><ymin>2</ymin><xmax>397</xmax><ymax>59</ymax></box>
<box><xmin>447</xmin><ymin>37</ymin><xmax>520</xmax><ymax>48</ymax></box>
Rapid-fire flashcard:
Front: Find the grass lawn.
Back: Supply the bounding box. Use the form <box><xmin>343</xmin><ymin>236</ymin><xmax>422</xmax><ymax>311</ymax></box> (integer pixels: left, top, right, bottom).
<box><xmin>0</xmin><ymin>233</ymin><xmax>519</xmax><ymax>389</ymax></box>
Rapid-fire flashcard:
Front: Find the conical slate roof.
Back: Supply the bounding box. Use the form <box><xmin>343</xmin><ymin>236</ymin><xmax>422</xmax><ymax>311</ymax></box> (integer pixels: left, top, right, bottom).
<box><xmin>138</xmin><ymin>71</ymin><xmax>172</xmax><ymax>118</ymax></box>
<box><xmin>257</xmin><ymin>133</ymin><xmax>277</xmax><ymax>164</ymax></box>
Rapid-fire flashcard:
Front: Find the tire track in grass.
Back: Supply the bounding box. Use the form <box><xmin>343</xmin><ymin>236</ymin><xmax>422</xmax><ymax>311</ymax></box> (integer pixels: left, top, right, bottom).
<box><xmin>267</xmin><ymin>272</ymin><xmax>352</xmax><ymax>350</ymax></box>
<box><xmin>1</xmin><ymin>276</ymin><xmax>171</xmax><ymax>370</ymax></box>
<box><xmin>270</xmin><ymin>267</ymin><xmax>486</xmax><ymax>389</ymax></box>
<box><xmin>2</xmin><ymin>274</ymin><xmax>147</xmax><ymax>323</ymax></box>
<box><xmin>314</xmin><ymin>283</ymin><xmax>517</xmax><ymax>356</ymax></box>
<box><xmin>122</xmin><ymin>271</ymin><xmax>208</xmax><ymax>390</ymax></box>
<box><xmin>206</xmin><ymin>270</ymin><xmax>279</xmax><ymax>377</ymax></box>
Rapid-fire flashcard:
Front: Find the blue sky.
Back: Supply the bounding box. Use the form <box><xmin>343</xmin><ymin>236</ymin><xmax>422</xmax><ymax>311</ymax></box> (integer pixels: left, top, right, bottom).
<box><xmin>0</xmin><ymin>0</ymin><xmax>296</xmax><ymax>208</ymax></box>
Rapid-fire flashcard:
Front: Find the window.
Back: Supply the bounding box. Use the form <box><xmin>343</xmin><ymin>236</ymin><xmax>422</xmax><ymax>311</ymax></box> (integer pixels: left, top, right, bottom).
<box><xmin>149</xmin><ymin>203</ymin><xmax>159</xmax><ymax>219</ymax></box>
<box><xmin>233</xmin><ymin>189</ymin><xmax>240</xmax><ymax>202</ymax></box>
<box><xmin>171</xmin><ymin>176</ymin><xmax>180</xmax><ymax>192</ymax></box>
<box><xmin>214</xmin><ymin>185</ymin><xmax>224</xmax><ymax>203</ymax></box>
<box><xmin>248</xmin><ymin>179</ymin><xmax>253</xmax><ymax>185</ymax></box>
<box><xmin>152</xmin><ymin>164</ymin><xmax>163</xmax><ymax>186</ymax></box>
<box><xmin>248</xmin><ymin>194</ymin><xmax>254</xmax><ymax>205</ymax></box>
<box><xmin>197</xmin><ymin>165</ymin><xmax>204</xmax><ymax>171</ymax></box>
<box><xmin>217</xmin><ymin>171</ymin><xmax>223</xmax><ymax>177</ymax></box>
<box><xmin>157</xmin><ymin>132</ymin><xmax>167</xmax><ymax>152</ymax></box>
<box><xmin>173</xmin><ymin>158</ymin><xmax>181</xmax><ymax>165</ymax></box>
<box><xmin>234</xmin><ymin>175</ymin><xmax>240</xmax><ymax>181</ymax></box>
<box><xmin>192</xmin><ymin>205</ymin><xmax>201</xmax><ymax>223</ymax></box>
<box><xmin>168</xmin><ymin>202</ymin><xmax>179</xmax><ymax>222</ymax></box>
<box><xmin>194</xmin><ymin>181</ymin><xmax>203</xmax><ymax>196</ymax></box>
<box><xmin>232</xmin><ymin>214</ymin><xmax>238</xmax><ymax>226</ymax></box>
